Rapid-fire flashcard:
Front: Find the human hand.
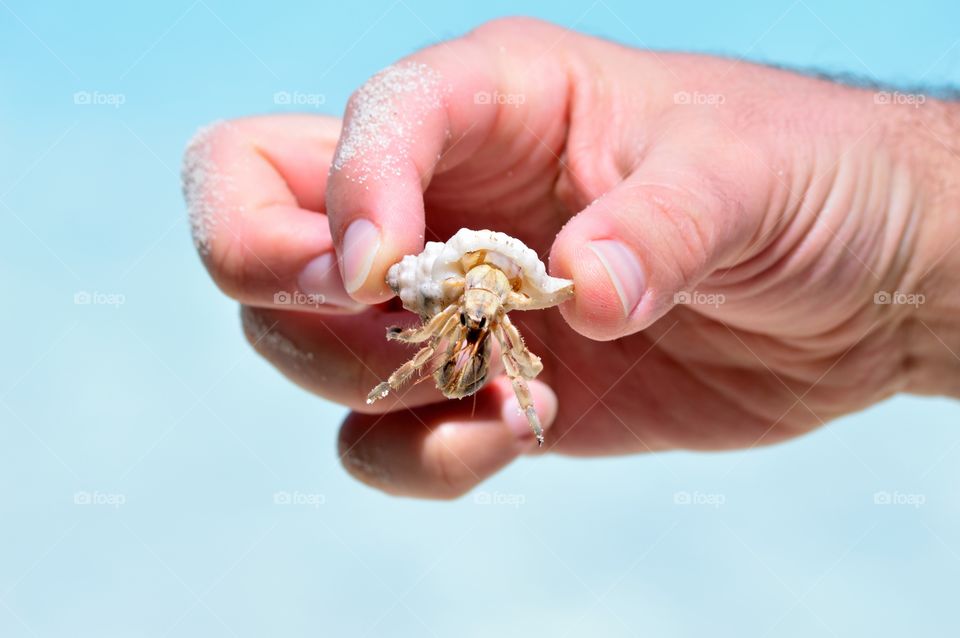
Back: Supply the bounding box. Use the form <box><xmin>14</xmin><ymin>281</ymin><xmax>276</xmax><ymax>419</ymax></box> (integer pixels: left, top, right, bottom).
<box><xmin>184</xmin><ymin>18</ymin><xmax>960</xmax><ymax>499</ymax></box>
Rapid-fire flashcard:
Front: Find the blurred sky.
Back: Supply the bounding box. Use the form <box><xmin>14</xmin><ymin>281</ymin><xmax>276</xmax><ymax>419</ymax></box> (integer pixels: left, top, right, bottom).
<box><xmin>2</xmin><ymin>1</ymin><xmax>960</xmax><ymax>636</ymax></box>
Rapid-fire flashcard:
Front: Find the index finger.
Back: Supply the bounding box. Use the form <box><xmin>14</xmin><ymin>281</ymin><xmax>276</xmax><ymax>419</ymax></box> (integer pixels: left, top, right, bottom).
<box><xmin>325</xmin><ymin>19</ymin><xmax>566</xmax><ymax>303</ymax></box>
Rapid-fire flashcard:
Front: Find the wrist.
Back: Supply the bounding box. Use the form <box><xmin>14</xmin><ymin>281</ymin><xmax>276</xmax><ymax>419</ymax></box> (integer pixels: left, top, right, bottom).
<box><xmin>904</xmin><ymin>98</ymin><xmax>960</xmax><ymax>396</ymax></box>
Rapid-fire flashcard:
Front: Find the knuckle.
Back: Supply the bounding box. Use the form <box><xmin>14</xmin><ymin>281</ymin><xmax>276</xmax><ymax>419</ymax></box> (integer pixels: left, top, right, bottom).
<box><xmin>182</xmin><ymin>119</ymin><xmax>251</xmax><ymax>298</ymax></box>
<box><xmin>468</xmin><ymin>16</ymin><xmax>559</xmax><ymax>40</ymax></box>
<box><xmin>239</xmin><ymin>306</ymin><xmax>269</xmax><ymax>349</ymax></box>
<box><xmin>338</xmin><ymin>434</ymin><xmax>398</xmax><ymax>494</ymax></box>
<box><xmin>635</xmin><ymin>185</ymin><xmax>717</xmax><ymax>282</ymax></box>
<box><xmin>206</xmin><ymin>227</ymin><xmax>251</xmax><ymax>301</ymax></box>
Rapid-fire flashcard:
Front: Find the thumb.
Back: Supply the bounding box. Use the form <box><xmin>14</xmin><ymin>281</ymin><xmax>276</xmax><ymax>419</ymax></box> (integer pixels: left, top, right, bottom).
<box><xmin>550</xmin><ymin>155</ymin><xmax>757</xmax><ymax>340</ymax></box>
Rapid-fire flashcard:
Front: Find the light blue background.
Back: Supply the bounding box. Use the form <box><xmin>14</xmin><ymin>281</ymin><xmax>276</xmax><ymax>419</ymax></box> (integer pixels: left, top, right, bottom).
<box><xmin>2</xmin><ymin>1</ymin><xmax>960</xmax><ymax>636</ymax></box>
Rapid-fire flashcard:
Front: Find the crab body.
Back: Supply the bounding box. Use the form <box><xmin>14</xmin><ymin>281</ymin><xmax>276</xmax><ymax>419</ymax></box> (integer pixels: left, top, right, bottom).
<box><xmin>368</xmin><ymin>229</ymin><xmax>574</xmax><ymax>445</ymax></box>
<box><xmin>435</xmin><ymin>323</ymin><xmax>492</xmax><ymax>399</ymax></box>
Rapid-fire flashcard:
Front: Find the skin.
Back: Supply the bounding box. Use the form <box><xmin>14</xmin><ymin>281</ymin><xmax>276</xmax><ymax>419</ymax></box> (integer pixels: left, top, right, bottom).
<box><xmin>184</xmin><ymin>18</ymin><xmax>960</xmax><ymax>499</ymax></box>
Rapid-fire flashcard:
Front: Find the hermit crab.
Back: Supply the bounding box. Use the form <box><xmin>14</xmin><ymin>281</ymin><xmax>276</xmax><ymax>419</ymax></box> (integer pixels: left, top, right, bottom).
<box><xmin>366</xmin><ymin>228</ymin><xmax>574</xmax><ymax>445</ymax></box>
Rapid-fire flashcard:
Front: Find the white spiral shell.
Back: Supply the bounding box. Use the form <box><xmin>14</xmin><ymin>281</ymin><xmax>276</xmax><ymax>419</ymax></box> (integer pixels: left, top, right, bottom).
<box><xmin>385</xmin><ymin>240</ymin><xmax>446</xmax><ymax>316</ymax></box>
<box><xmin>386</xmin><ymin>228</ymin><xmax>574</xmax><ymax>316</ymax></box>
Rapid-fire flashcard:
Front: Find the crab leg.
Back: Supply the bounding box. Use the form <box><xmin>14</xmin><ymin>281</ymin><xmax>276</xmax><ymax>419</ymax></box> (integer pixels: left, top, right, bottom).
<box><xmin>366</xmin><ymin>344</ymin><xmax>438</xmax><ymax>404</ymax></box>
<box><xmin>367</xmin><ymin>312</ymin><xmax>460</xmax><ymax>404</ymax></box>
<box><xmin>387</xmin><ymin>303</ymin><xmax>458</xmax><ymax>344</ymax></box>
<box><xmin>493</xmin><ymin>323</ymin><xmax>544</xmax><ymax>445</ymax></box>
<box><xmin>498</xmin><ymin>313</ymin><xmax>543</xmax><ymax>378</ymax></box>
<box><xmin>505</xmin><ymin>282</ymin><xmax>573</xmax><ymax>311</ymax></box>
<box><xmin>500</xmin><ymin>350</ymin><xmax>544</xmax><ymax>446</ymax></box>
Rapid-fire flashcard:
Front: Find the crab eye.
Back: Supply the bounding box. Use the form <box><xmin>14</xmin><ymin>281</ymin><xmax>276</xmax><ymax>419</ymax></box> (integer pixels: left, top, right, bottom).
<box><xmin>459</xmin><ymin>312</ymin><xmax>466</xmax><ymax>325</ymax></box>
<box><xmin>479</xmin><ymin>316</ymin><xmax>487</xmax><ymax>329</ymax></box>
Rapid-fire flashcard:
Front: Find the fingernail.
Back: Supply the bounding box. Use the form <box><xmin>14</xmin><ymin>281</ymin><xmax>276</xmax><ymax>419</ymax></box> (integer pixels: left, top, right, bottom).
<box><xmin>297</xmin><ymin>253</ymin><xmax>366</xmax><ymax>311</ymax></box>
<box><xmin>341</xmin><ymin>219</ymin><xmax>381</xmax><ymax>294</ymax></box>
<box><xmin>241</xmin><ymin>306</ymin><xmax>315</xmax><ymax>368</ymax></box>
<box><xmin>587</xmin><ymin>240</ymin><xmax>644</xmax><ymax>316</ymax></box>
<box><xmin>340</xmin><ymin>442</ymin><xmax>392</xmax><ymax>488</ymax></box>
